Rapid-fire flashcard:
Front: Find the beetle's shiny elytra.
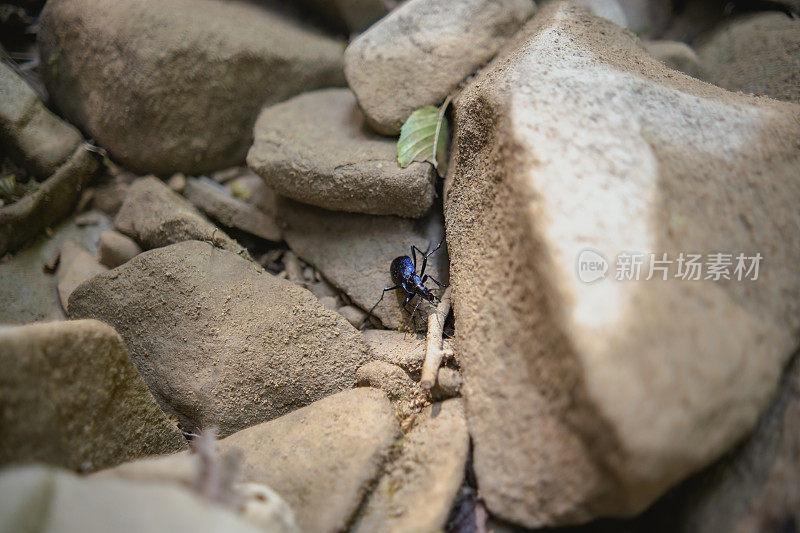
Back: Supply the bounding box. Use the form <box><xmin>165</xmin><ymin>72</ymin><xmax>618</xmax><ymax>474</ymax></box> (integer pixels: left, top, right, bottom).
<box><xmin>367</xmin><ymin>241</ymin><xmax>447</xmax><ymax>326</ymax></box>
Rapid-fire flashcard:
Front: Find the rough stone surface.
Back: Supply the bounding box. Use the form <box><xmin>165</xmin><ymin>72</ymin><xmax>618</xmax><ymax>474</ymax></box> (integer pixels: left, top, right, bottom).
<box><xmin>277</xmin><ymin>197</ymin><xmax>447</xmax><ymax>329</ymax></box>
<box><xmin>114</xmin><ymin>176</ymin><xmax>243</xmax><ymax>253</ymax></box>
<box><xmin>696</xmin><ymin>12</ymin><xmax>800</xmax><ymax>104</ymax></box>
<box><xmin>353</xmin><ymin>399</ymin><xmax>469</xmax><ymax>533</ymax></box>
<box><xmin>0</xmin><ymin>320</ymin><xmax>186</xmax><ymax>471</ymax></box>
<box><xmin>645</xmin><ymin>40</ymin><xmax>704</xmax><ymax>78</ymax></box>
<box><xmin>97</xmin><ymin>230</ymin><xmax>142</xmax><ymax>268</ymax></box>
<box><xmin>356</xmin><ymin>360</ymin><xmax>419</xmax><ymax>402</ymax></box>
<box><xmin>247</xmin><ymin>88</ymin><xmax>435</xmax><ymax>217</ymax></box>
<box><xmin>0</xmin><ymin>146</ymin><xmax>99</xmax><ymax>256</ymax></box>
<box><xmin>38</xmin><ymin>0</ymin><xmax>346</xmax><ymax>175</ymax></box>
<box><xmin>219</xmin><ymin>388</ymin><xmax>399</xmax><ymax>533</ymax></box>
<box><xmin>643</xmin><ymin>352</ymin><xmax>800</xmax><ymax>533</ymax></box>
<box><xmin>56</xmin><ymin>240</ymin><xmax>108</xmax><ymax>310</ymax></box>
<box><xmin>0</xmin><ymin>61</ymin><xmax>82</xmax><ymax>177</ymax></box>
<box><xmin>0</xmin><ymin>465</ymin><xmax>277</xmax><ymax>533</ymax></box>
<box><xmin>344</xmin><ymin>0</ymin><xmax>535</xmax><ymax>134</ymax></box>
<box><xmin>0</xmin><ymin>210</ymin><xmax>111</xmax><ymax>325</ymax></box>
<box><xmin>363</xmin><ymin>329</ymin><xmax>429</xmax><ymax>376</ymax></box>
<box><xmin>68</xmin><ymin>240</ymin><xmax>371</xmax><ymax>437</ymax></box>
<box><xmin>184</xmin><ymin>177</ymin><xmax>281</xmax><ymax>242</ymax></box>
<box><xmin>445</xmin><ymin>3</ymin><xmax>800</xmax><ymax>527</ymax></box>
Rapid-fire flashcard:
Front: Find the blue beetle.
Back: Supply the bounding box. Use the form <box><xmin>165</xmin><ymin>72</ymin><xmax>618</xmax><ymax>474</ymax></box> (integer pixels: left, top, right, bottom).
<box><xmin>367</xmin><ymin>241</ymin><xmax>446</xmax><ymax>324</ymax></box>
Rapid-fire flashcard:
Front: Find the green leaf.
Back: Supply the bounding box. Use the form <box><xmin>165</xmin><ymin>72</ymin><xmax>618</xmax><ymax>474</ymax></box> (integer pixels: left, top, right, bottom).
<box><xmin>397</xmin><ymin>96</ymin><xmax>451</xmax><ymax>177</ymax></box>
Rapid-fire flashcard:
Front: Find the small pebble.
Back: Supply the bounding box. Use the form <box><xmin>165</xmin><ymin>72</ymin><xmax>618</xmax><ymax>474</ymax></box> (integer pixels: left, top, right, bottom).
<box><xmin>74</xmin><ymin>213</ymin><xmax>100</xmax><ymax>226</ymax></box>
<box><xmin>308</xmin><ymin>279</ymin><xmax>338</xmax><ymax>300</ymax></box>
<box><xmin>318</xmin><ymin>296</ymin><xmax>339</xmax><ymax>312</ymax></box>
<box><xmin>338</xmin><ymin>305</ymin><xmax>367</xmax><ymax>329</ymax></box>
<box><xmin>98</xmin><ymin>230</ymin><xmax>142</xmax><ymax>268</ymax></box>
<box><xmin>167</xmin><ymin>173</ymin><xmax>186</xmax><ymax>194</ymax></box>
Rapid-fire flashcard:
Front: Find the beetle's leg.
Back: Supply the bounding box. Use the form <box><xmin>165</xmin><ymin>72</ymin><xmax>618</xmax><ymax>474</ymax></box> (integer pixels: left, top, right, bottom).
<box><xmin>368</xmin><ymin>285</ymin><xmax>402</xmax><ymax>317</ymax></box>
<box><xmin>421</xmin><ymin>274</ymin><xmax>447</xmax><ymax>288</ymax></box>
<box><xmin>419</xmin><ymin>239</ymin><xmax>444</xmax><ymax>278</ymax></box>
<box><xmin>411</xmin><ymin>244</ymin><xmax>427</xmax><ymax>272</ymax></box>
<box><xmin>401</xmin><ymin>293</ymin><xmax>414</xmax><ymax>313</ymax></box>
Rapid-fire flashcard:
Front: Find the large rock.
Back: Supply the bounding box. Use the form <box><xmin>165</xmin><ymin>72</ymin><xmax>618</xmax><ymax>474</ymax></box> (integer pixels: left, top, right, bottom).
<box><xmin>0</xmin><ymin>145</ymin><xmax>100</xmax><ymax>256</ymax></box>
<box><xmin>353</xmin><ymin>399</ymin><xmax>468</xmax><ymax>533</ymax></box>
<box><xmin>0</xmin><ymin>465</ymin><xmax>278</xmax><ymax>533</ymax></box>
<box><xmin>219</xmin><ymin>388</ymin><xmax>399</xmax><ymax>533</ymax></box>
<box><xmin>0</xmin><ymin>320</ymin><xmax>186</xmax><ymax>471</ymax></box>
<box><xmin>0</xmin><ymin>61</ymin><xmax>82</xmax><ymax>177</ymax></box>
<box><xmin>68</xmin><ymin>240</ymin><xmax>371</xmax><ymax>437</ymax></box>
<box><xmin>445</xmin><ymin>3</ymin><xmax>800</xmax><ymax>527</ymax></box>
<box><xmin>114</xmin><ymin>176</ymin><xmax>243</xmax><ymax>253</ymax></box>
<box><xmin>247</xmin><ymin>89</ymin><xmax>436</xmax><ymax>217</ymax></box>
<box><xmin>643</xmin><ymin>351</ymin><xmax>800</xmax><ymax>533</ymax></box>
<box><xmin>38</xmin><ymin>0</ymin><xmax>345</xmax><ymax>175</ymax></box>
<box><xmin>277</xmin><ymin>197</ymin><xmax>447</xmax><ymax>329</ymax></box>
<box><xmin>344</xmin><ymin>0</ymin><xmax>535</xmax><ymax>135</ymax></box>
<box><xmin>0</xmin><ymin>210</ymin><xmax>111</xmax><ymax>325</ymax></box>
<box><xmin>696</xmin><ymin>12</ymin><xmax>800</xmax><ymax>104</ymax></box>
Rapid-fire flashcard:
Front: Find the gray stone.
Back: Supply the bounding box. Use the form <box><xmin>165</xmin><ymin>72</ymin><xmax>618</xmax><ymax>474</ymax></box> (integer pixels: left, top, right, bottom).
<box><xmin>356</xmin><ymin>359</ymin><xmax>419</xmax><ymax>402</ymax></box>
<box><xmin>0</xmin><ymin>465</ymin><xmax>279</xmax><ymax>533</ymax></box>
<box><xmin>247</xmin><ymin>88</ymin><xmax>435</xmax><ymax>217</ymax></box>
<box><xmin>38</xmin><ymin>0</ymin><xmax>345</xmax><ymax>175</ymax></box>
<box><xmin>97</xmin><ymin>230</ymin><xmax>142</xmax><ymax>268</ymax></box>
<box><xmin>184</xmin><ymin>177</ymin><xmax>281</xmax><ymax>242</ymax></box>
<box><xmin>362</xmin><ymin>329</ymin><xmax>428</xmax><ymax>377</ymax></box>
<box><xmin>0</xmin><ymin>61</ymin><xmax>82</xmax><ymax>178</ymax></box>
<box><xmin>445</xmin><ymin>3</ymin><xmax>800</xmax><ymax>526</ymax></box>
<box><xmin>114</xmin><ymin>176</ymin><xmax>243</xmax><ymax>253</ymax></box>
<box><xmin>353</xmin><ymin>399</ymin><xmax>469</xmax><ymax>533</ymax></box>
<box><xmin>226</xmin><ymin>169</ymin><xmax>278</xmax><ymax>215</ymax></box>
<box><xmin>219</xmin><ymin>388</ymin><xmax>399</xmax><ymax>533</ymax></box>
<box><xmin>0</xmin><ymin>320</ymin><xmax>186</xmax><ymax>471</ymax></box>
<box><xmin>0</xmin><ymin>210</ymin><xmax>111</xmax><ymax>325</ymax></box>
<box><xmin>618</xmin><ymin>0</ymin><xmax>672</xmax><ymax>36</ymax></box>
<box><xmin>0</xmin><ymin>146</ymin><xmax>100</xmax><ymax>256</ymax></box>
<box><xmin>277</xmin><ymin>197</ymin><xmax>446</xmax><ymax>329</ymax></box>
<box><xmin>68</xmin><ymin>240</ymin><xmax>371</xmax><ymax>437</ymax></box>
<box><xmin>338</xmin><ymin>304</ymin><xmax>368</xmax><ymax>328</ymax></box>
<box><xmin>696</xmin><ymin>12</ymin><xmax>800</xmax><ymax>104</ymax></box>
<box><xmin>344</xmin><ymin>0</ymin><xmax>535</xmax><ymax>134</ymax></box>
<box><xmin>318</xmin><ymin>295</ymin><xmax>340</xmax><ymax>311</ymax></box>
<box><xmin>56</xmin><ymin>240</ymin><xmax>107</xmax><ymax>310</ymax></box>
<box><xmin>645</xmin><ymin>40</ymin><xmax>705</xmax><ymax>78</ymax></box>
<box><xmin>643</xmin><ymin>352</ymin><xmax>800</xmax><ymax>533</ymax></box>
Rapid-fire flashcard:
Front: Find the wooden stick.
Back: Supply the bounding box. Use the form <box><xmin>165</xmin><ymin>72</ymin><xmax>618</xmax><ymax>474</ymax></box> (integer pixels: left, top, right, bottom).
<box><xmin>420</xmin><ymin>287</ymin><xmax>452</xmax><ymax>390</ymax></box>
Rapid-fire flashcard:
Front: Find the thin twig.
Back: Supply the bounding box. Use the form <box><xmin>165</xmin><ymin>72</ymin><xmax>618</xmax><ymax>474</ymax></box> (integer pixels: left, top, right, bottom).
<box><xmin>420</xmin><ymin>286</ymin><xmax>452</xmax><ymax>390</ymax></box>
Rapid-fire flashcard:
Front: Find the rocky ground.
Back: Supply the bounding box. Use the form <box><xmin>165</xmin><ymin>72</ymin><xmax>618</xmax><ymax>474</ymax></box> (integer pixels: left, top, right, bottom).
<box><xmin>0</xmin><ymin>0</ymin><xmax>799</xmax><ymax>532</ymax></box>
